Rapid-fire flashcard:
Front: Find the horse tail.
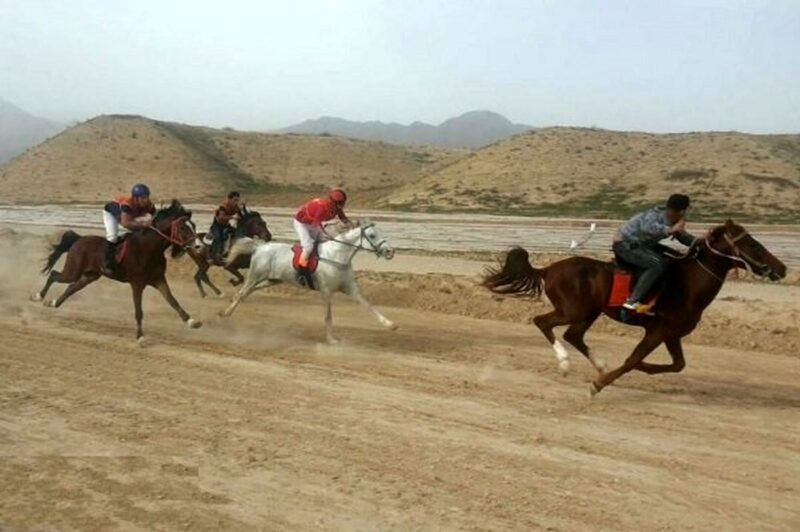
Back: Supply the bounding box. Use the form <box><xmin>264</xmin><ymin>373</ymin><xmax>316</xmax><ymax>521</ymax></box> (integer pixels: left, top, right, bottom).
<box><xmin>42</xmin><ymin>230</ymin><xmax>82</xmax><ymax>274</ymax></box>
<box><xmin>226</xmin><ymin>237</ymin><xmax>266</xmax><ymax>265</ymax></box>
<box><xmin>482</xmin><ymin>247</ymin><xmax>545</xmax><ymax>298</ymax></box>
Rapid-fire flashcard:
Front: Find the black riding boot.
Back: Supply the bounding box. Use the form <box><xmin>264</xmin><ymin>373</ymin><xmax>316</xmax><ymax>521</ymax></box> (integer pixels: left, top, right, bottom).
<box><xmin>296</xmin><ymin>266</ymin><xmax>316</xmax><ymax>290</ymax></box>
<box><xmin>103</xmin><ymin>240</ymin><xmax>117</xmax><ymax>274</ymax></box>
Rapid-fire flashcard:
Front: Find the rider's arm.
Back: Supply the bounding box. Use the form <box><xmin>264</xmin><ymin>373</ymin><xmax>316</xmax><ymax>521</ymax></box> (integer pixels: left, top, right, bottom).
<box><xmin>120</xmin><ymin>211</ymin><xmax>152</xmax><ymax>230</ymax></box>
<box><xmin>673</xmin><ymin>230</ymin><xmax>697</xmax><ymax>247</ymax></box>
<box><xmin>215</xmin><ymin>207</ymin><xmax>235</xmax><ymax>225</ymax></box>
<box><xmin>337</xmin><ymin>207</ymin><xmax>352</xmax><ymax>226</ymax></box>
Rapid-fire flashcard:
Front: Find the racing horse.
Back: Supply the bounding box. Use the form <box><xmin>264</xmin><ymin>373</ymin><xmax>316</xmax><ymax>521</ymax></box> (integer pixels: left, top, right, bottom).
<box><xmin>187</xmin><ymin>205</ymin><xmax>272</xmax><ymax>298</ymax></box>
<box><xmin>219</xmin><ymin>220</ymin><xmax>397</xmax><ymax>343</ymax></box>
<box><xmin>32</xmin><ymin>200</ymin><xmax>203</xmax><ymax>342</ymax></box>
<box><xmin>482</xmin><ymin>220</ymin><xmax>787</xmax><ymax>395</ymax></box>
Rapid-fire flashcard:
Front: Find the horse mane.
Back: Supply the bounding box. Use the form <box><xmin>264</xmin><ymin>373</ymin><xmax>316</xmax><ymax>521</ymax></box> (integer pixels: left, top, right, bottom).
<box><xmin>154</xmin><ymin>199</ymin><xmax>191</xmax><ymax>223</ymax></box>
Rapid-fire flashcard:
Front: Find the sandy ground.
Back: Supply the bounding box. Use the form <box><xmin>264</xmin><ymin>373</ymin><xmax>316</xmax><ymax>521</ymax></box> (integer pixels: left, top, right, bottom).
<box><xmin>1</xmin><ymin>227</ymin><xmax>799</xmax><ymax>531</ymax></box>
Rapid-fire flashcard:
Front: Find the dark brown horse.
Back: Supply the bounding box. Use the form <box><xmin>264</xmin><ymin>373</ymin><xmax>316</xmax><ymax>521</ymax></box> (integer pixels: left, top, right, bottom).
<box><xmin>482</xmin><ymin>220</ymin><xmax>787</xmax><ymax>396</ymax></box>
<box><xmin>32</xmin><ymin>200</ymin><xmax>203</xmax><ymax>342</ymax></box>
<box><xmin>187</xmin><ymin>206</ymin><xmax>272</xmax><ymax>298</ymax></box>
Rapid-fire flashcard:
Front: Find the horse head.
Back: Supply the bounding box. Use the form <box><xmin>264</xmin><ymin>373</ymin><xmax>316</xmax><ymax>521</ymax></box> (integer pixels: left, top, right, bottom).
<box><xmin>355</xmin><ymin>219</ymin><xmax>394</xmax><ymax>260</ymax></box>
<box><xmin>238</xmin><ymin>209</ymin><xmax>272</xmax><ymax>241</ymax></box>
<box><xmin>154</xmin><ymin>199</ymin><xmax>198</xmax><ymax>257</ymax></box>
<box><xmin>706</xmin><ymin>220</ymin><xmax>787</xmax><ymax>281</ymax></box>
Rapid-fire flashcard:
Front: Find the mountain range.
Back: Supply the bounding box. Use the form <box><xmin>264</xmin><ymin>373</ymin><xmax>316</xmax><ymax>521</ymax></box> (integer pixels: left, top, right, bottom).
<box><xmin>279</xmin><ymin>110</ymin><xmax>533</xmax><ymax>148</ymax></box>
<box><xmin>0</xmin><ymin>98</ymin><xmax>65</xmax><ymax>163</ymax></box>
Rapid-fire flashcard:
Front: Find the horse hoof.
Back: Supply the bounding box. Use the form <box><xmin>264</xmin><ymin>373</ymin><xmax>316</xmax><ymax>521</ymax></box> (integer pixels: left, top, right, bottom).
<box><xmin>386</xmin><ymin>321</ymin><xmax>398</xmax><ymax>331</ymax></box>
<box><xmin>588</xmin><ymin>382</ymin><xmax>601</xmax><ymax>398</ymax></box>
<box><xmin>326</xmin><ymin>336</ymin><xmax>341</xmax><ymax>345</ymax></box>
<box><xmin>558</xmin><ymin>360</ymin><xmax>571</xmax><ymax>376</ymax></box>
<box><xmin>43</xmin><ymin>300</ymin><xmax>57</xmax><ymax>308</ymax></box>
<box><xmin>30</xmin><ymin>293</ymin><xmax>42</xmax><ymax>302</ymax></box>
<box><xmin>187</xmin><ymin>318</ymin><xmax>202</xmax><ymax>329</ymax></box>
<box><xmin>218</xmin><ymin>310</ymin><xmax>231</xmax><ymax>318</ymax></box>
<box><xmin>137</xmin><ymin>336</ymin><xmax>147</xmax><ymax>348</ymax></box>
<box><xmin>594</xmin><ymin>359</ymin><xmax>607</xmax><ymax>372</ymax></box>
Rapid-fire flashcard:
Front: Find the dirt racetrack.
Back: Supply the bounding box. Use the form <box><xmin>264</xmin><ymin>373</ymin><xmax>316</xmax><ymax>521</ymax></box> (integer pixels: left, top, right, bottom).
<box><xmin>1</xmin><ymin>227</ymin><xmax>799</xmax><ymax>531</ymax></box>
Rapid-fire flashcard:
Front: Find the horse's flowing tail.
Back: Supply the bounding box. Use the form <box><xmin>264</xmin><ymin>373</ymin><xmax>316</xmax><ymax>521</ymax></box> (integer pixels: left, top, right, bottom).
<box><xmin>42</xmin><ymin>230</ymin><xmax>82</xmax><ymax>274</ymax></box>
<box><xmin>482</xmin><ymin>247</ymin><xmax>545</xmax><ymax>298</ymax></box>
<box><xmin>225</xmin><ymin>237</ymin><xmax>266</xmax><ymax>265</ymax></box>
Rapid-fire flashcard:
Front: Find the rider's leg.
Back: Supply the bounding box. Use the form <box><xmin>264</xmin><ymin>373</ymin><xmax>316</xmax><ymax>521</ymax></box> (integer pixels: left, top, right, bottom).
<box><xmin>614</xmin><ymin>243</ymin><xmax>666</xmax><ymax>308</ymax></box>
<box><xmin>102</xmin><ymin>211</ymin><xmax>119</xmax><ymax>272</ymax></box>
<box><xmin>293</xmin><ymin>219</ymin><xmax>315</xmax><ymax>267</ymax></box>
<box><xmin>210</xmin><ymin>223</ymin><xmax>224</xmax><ymax>260</ymax></box>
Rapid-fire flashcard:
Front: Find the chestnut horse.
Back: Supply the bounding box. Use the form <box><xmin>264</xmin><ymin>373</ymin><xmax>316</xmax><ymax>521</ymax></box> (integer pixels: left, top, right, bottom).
<box><xmin>32</xmin><ymin>200</ymin><xmax>203</xmax><ymax>342</ymax></box>
<box><xmin>483</xmin><ymin>220</ymin><xmax>787</xmax><ymax>396</ymax></box>
<box><xmin>187</xmin><ymin>206</ymin><xmax>272</xmax><ymax>298</ymax></box>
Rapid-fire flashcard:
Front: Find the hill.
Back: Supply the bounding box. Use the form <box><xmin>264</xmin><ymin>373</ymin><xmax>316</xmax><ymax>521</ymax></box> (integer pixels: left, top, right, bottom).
<box><xmin>0</xmin><ymin>98</ymin><xmax>65</xmax><ymax>163</ymax></box>
<box><xmin>280</xmin><ymin>110</ymin><xmax>533</xmax><ymax>149</ymax></box>
<box><xmin>382</xmin><ymin>128</ymin><xmax>800</xmax><ymax>222</ymax></box>
<box><xmin>0</xmin><ymin>115</ymin><xmax>465</xmax><ymax>205</ymax></box>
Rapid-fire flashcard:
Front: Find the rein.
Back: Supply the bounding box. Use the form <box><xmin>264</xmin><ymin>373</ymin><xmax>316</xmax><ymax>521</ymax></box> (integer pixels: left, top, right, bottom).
<box><xmin>149</xmin><ymin>216</ymin><xmax>196</xmax><ymax>248</ymax></box>
<box><xmin>694</xmin><ymin>229</ymin><xmax>769</xmax><ymax>281</ymax></box>
<box><xmin>319</xmin><ymin>225</ymin><xmax>387</xmax><ymax>267</ymax></box>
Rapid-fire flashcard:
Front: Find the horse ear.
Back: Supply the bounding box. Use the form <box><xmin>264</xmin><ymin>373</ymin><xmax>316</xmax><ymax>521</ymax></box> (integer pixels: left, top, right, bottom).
<box><xmin>243</xmin><ymin>204</ymin><xmax>248</xmax><ymax>214</ymax></box>
<box><xmin>725</xmin><ymin>218</ymin><xmax>735</xmax><ymax>230</ymax></box>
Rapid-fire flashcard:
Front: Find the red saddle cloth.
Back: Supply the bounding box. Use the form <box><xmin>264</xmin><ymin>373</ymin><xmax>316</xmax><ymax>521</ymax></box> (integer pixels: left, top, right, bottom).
<box><xmin>292</xmin><ymin>245</ymin><xmax>319</xmax><ymax>273</ymax></box>
<box><xmin>115</xmin><ymin>238</ymin><xmax>130</xmax><ymax>264</ymax></box>
<box><xmin>607</xmin><ymin>269</ymin><xmax>659</xmax><ymax>308</ymax></box>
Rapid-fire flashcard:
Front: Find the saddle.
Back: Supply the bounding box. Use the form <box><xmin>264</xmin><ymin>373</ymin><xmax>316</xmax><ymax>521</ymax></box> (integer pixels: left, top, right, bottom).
<box><xmin>114</xmin><ymin>234</ymin><xmax>131</xmax><ymax>264</ymax></box>
<box><xmin>292</xmin><ymin>243</ymin><xmax>320</xmax><ymax>290</ymax></box>
<box><xmin>606</xmin><ymin>251</ymin><xmax>672</xmax><ymax>309</ymax></box>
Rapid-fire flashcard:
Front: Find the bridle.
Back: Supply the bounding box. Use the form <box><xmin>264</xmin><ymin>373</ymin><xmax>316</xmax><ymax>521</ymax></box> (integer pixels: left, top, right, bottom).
<box><xmin>696</xmin><ymin>229</ymin><xmax>771</xmax><ymax>281</ymax></box>
<box><xmin>149</xmin><ymin>215</ymin><xmax>197</xmax><ymax>248</ymax></box>
<box><xmin>321</xmin><ymin>223</ymin><xmax>390</xmax><ymax>267</ymax></box>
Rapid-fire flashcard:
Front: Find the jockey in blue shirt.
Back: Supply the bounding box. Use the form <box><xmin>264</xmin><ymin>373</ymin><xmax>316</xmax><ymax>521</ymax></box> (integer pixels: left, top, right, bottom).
<box><xmin>612</xmin><ymin>194</ymin><xmax>696</xmax><ymax>314</ymax></box>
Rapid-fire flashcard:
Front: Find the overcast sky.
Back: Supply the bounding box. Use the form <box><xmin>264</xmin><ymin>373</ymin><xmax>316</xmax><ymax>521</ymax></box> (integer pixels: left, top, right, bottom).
<box><xmin>2</xmin><ymin>0</ymin><xmax>798</xmax><ymax>132</ymax></box>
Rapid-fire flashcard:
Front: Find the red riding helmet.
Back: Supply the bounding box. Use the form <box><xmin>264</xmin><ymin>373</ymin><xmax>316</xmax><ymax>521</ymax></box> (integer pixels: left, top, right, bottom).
<box><xmin>329</xmin><ymin>189</ymin><xmax>347</xmax><ymax>204</ymax></box>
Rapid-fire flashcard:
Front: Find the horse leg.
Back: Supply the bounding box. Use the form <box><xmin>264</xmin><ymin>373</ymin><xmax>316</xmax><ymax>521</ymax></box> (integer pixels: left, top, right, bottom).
<box><xmin>193</xmin><ymin>267</ymin><xmax>208</xmax><ymax>298</ymax></box>
<box><xmin>153</xmin><ymin>279</ymin><xmax>202</xmax><ymax>329</ymax></box>
<box><xmin>322</xmin><ymin>291</ymin><xmax>338</xmax><ymax>344</ymax></box>
<box><xmin>46</xmin><ymin>272</ymin><xmax>100</xmax><ymax>308</ymax></box>
<box><xmin>32</xmin><ymin>270</ymin><xmax>63</xmax><ymax>301</ymax></box>
<box><xmin>132</xmin><ymin>282</ymin><xmax>145</xmax><ymax>342</ymax></box>
<box><xmin>635</xmin><ymin>336</ymin><xmax>686</xmax><ymax>374</ymax></box>
<box><xmin>533</xmin><ymin>310</ymin><xmax>576</xmax><ymax>375</ymax></box>
<box><xmin>219</xmin><ymin>275</ymin><xmax>265</xmax><ymax>317</ymax></box>
<box><xmin>344</xmin><ymin>284</ymin><xmax>397</xmax><ymax>330</ymax></box>
<box><xmin>201</xmin><ymin>267</ymin><xmax>223</xmax><ymax>297</ymax></box>
<box><xmin>563</xmin><ymin>313</ymin><xmax>606</xmax><ymax>372</ymax></box>
<box><xmin>226</xmin><ymin>264</ymin><xmax>245</xmax><ymax>286</ymax></box>
<box><xmin>590</xmin><ymin>330</ymin><xmax>665</xmax><ymax>396</ymax></box>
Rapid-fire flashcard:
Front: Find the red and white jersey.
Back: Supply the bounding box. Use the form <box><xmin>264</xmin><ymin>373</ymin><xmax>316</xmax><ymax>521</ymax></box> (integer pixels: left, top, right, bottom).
<box><xmin>295</xmin><ymin>198</ymin><xmax>348</xmax><ymax>226</ymax></box>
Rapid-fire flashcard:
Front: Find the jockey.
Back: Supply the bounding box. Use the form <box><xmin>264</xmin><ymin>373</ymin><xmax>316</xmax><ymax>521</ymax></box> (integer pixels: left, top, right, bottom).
<box><xmin>612</xmin><ymin>194</ymin><xmax>696</xmax><ymax>313</ymax></box>
<box><xmin>102</xmin><ymin>183</ymin><xmax>156</xmax><ymax>272</ymax></box>
<box><xmin>293</xmin><ymin>189</ymin><xmax>352</xmax><ymax>271</ymax></box>
<box><xmin>209</xmin><ymin>191</ymin><xmax>242</xmax><ymax>261</ymax></box>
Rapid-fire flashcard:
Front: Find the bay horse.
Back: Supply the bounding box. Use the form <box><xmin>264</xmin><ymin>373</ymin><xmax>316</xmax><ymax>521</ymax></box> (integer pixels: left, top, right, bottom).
<box><xmin>219</xmin><ymin>221</ymin><xmax>397</xmax><ymax>343</ymax></box>
<box><xmin>31</xmin><ymin>200</ymin><xmax>203</xmax><ymax>342</ymax></box>
<box><xmin>482</xmin><ymin>220</ymin><xmax>787</xmax><ymax>396</ymax></box>
<box><xmin>187</xmin><ymin>205</ymin><xmax>272</xmax><ymax>298</ymax></box>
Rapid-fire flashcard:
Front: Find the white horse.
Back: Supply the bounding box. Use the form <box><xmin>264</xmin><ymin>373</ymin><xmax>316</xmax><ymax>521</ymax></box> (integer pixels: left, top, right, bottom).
<box><xmin>219</xmin><ymin>220</ymin><xmax>397</xmax><ymax>343</ymax></box>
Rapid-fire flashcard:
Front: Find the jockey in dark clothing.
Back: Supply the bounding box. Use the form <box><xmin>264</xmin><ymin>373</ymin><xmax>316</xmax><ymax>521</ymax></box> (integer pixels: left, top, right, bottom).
<box><xmin>612</xmin><ymin>194</ymin><xmax>696</xmax><ymax>314</ymax></box>
<box><xmin>209</xmin><ymin>191</ymin><xmax>243</xmax><ymax>261</ymax></box>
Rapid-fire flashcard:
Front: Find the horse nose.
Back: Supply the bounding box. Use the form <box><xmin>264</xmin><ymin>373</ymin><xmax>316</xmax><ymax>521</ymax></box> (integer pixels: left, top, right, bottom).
<box><xmin>385</xmin><ymin>248</ymin><xmax>395</xmax><ymax>260</ymax></box>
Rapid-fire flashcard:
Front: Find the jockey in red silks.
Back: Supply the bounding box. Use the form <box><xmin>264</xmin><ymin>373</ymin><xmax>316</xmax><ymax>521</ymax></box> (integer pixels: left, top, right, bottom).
<box><xmin>102</xmin><ymin>183</ymin><xmax>155</xmax><ymax>273</ymax></box>
<box><xmin>293</xmin><ymin>189</ymin><xmax>352</xmax><ymax>271</ymax></box>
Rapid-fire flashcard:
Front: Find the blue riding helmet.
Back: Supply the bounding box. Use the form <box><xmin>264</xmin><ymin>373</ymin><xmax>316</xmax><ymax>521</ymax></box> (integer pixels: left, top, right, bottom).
<box><xmin>131</xmin><ymin>183</ymin><xmax>151</xmax><ymax>198</ymax></box>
